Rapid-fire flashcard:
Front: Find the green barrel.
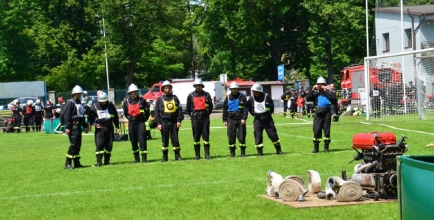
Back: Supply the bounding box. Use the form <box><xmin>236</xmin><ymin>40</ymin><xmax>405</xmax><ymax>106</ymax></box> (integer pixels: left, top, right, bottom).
<box><xmin>43</xmin><ymin>118</ymin><xmax>61</xmax><ymax>134</ymax></box>
<box><xmin>397</xmin><ymin>155</ymin><xmax>434</xmax><ymax>220</ymax></box>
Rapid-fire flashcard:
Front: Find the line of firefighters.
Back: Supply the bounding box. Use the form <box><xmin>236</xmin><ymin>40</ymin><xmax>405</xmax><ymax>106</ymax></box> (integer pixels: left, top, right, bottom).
<box><xmin>8</xmin><ymin>97</ymin><xmax>66</xmax><ymax>133</ymax></box>
<box><xmin>9</xmin><ymin>77</ymin><xmax>337</xmax><ymax>169</ymax></box>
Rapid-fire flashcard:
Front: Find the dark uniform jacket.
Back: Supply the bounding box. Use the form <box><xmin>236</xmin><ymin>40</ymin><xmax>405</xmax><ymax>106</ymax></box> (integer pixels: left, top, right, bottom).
<box><xmin>281</xmin><ymin>91</ymin><xmax>291</xmax><ymax>101</ymax></box>
<box><xmin>247</xmin><ymin>93</ymin><xmax>274</xmax><ymax>118</ymax></box>
<box><xmin>222</xmin><ymin>93</ymin><xmax>248</xmax><ymax>122</ymax></box>
<box><xmin>122</xmin><ymin>97</ymin><xmax>150</xmax><ymax>123</ymax></box>
<box><xmin>154</xmin><ymin>94</ymin><xmax>184</xmax><ymax>125</ymax></box>
<box><xmin>305</xmin><ymin>89</ymin><xmax>336</xmax><ymax>110</ymax></box>
<box><xmin>64</xmin><ymin>98</ymin><xmax>87</xmax><ymax>130</ymax></box>
<box><xmin>88</xmin><ymin>101</ymin><xmax>120</xmax><ymax>129</ymax></box>
<box><xmin>186</xmin><ymin>90</ymin><xmax>213</xmax><ymax>118</ymax></box>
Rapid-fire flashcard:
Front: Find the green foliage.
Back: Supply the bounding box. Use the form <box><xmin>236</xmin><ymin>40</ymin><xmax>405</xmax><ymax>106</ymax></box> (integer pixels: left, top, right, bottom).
<box><xmin>0</xmin><ymin>114</ymin><xmax>432</xmax><ymax>219</ymax></box>
<box><xmin>3</xmin><ymin>0</ymin><xmax>433</xmax><ymax>93</ymax></box>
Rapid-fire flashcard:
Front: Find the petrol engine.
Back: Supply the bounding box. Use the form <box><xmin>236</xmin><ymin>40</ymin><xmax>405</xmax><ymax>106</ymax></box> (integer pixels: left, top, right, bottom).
<box><xmin>348</xmin><ymin>132</ymin><xmax>408</xmax><ymax>198</ymax></box>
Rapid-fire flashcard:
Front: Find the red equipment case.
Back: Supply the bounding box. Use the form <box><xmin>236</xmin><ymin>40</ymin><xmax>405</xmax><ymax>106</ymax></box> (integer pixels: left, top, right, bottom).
<box><xmin>352</xmin><ymin>132</ymin><xmax>396</xmax><ymax>150</ymax></box>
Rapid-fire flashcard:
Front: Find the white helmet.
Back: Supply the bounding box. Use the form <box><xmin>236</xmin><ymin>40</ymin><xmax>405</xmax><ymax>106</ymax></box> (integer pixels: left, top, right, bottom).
<box><xmin>193</xmin><ymin>78</ymin><xmax>204</xmax><ymax>88</ymax></box>
<box><xmin>317</xmin><ymin>77</ymin><xmax>327</xmax><ymax>84</ymax></box>
<box><xmin>36</xmin><ymin>99</ymin><xmax>41</xmax><ymax>104</ymax></box>
<box><xmin>229</xmin><ymin>81</ymin><xmax>239</xmax><ymax>89</ymax></box>
<box><xmin>13</xmin><ymin>99</ymin><xmax>18</xmax><ymax>105</ymax></box>
<box><xmin>161</xmin><ymin>80</ymin><xmax>172</xmax><ymax>92</ymax></box>
<box><xmin>71</xmin><ymin>85</ymin><xmax>84</xmax><ymax>95</ymax></box>
<box><xmin>27</xmin><ymin>100</ymin><xmax>32</xmax><ymax>105</ymax></box>
<box><xmin>83</xmin><ymin>90</ymin><xmax>88</xmax><ymax>95</ymax></box>
<box><xmin>128</xmin><ymin>83</ymin><xmax>139</xmax><ymax>94</ymax></box>
<box><xmin>98</xmin><ymin>92</ymin><xmax>108</xmax><ymax>102</ymax></box>
<box><xmin>251</xmin><ymin>83</ymin><xmax>263</xmax><ymax>93</ymax></box>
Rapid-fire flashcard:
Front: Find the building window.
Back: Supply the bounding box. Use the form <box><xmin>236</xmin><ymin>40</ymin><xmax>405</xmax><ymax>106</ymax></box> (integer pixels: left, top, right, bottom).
<box><xmin>383</xmin><ymin>33</ymin><xmax>390</xmax><ymax>52</ymax></box>
<box><xmin>405</xmin><ymin>28</ymin><xmax>412</xmax><ymax>48</ymax></box>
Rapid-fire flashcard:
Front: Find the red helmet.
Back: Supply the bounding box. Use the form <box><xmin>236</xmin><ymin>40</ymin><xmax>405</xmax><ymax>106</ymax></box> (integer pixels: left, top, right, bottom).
<box><xmin>58</xmin><ymin>97</ymin><xmax>64</xmax><ymax>103</ymax></box>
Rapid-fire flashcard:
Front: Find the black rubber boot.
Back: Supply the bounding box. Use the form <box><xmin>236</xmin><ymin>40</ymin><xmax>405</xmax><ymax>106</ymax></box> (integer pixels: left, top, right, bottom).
<box><xmin>133</xmin><ymin>153</ymin><xmax>140</xmax><ymax>163</ymax></box>
<box><xmin>141</xmin><ymin>153</ymin><xmax>147</xmax><ymax>163</ymax></box>
<box><xmin>174</xmin><ymin>150</ymin><xmax>182</xmax><ymax>161</ymax></box>
<box><xmin>162</xmin><ymin>150</ymin><xmax>169</xmax><ymax>162</ymax></box>
<box><xmin>64</xmin><ymin>158</ymin><xmax>73</xmax><ymax>170</ymax></box>
<box><xmin>257</xmin><ymin>147</ymin><xmax>263</xmax><ymax>156</ymax></box>
<box><xmin>240</xmin><ymin>147</ymin><xmax>246</xmax><ymax>158</ymax></box>
<box><xmin>146</xmin><ymin>130</ymin><xmax>152</xmax><ymax>140</ymax></box>
<box><xmin>93</xmin><ymin>154</ymin><xmax>103</xmax><ymax>167</ymax></box>
<box><xmin>204</xmin><ymin>144</ymin><xmax>211</xmax><ymax>160</ymax></box>
<box><xmin>194</xmin><ymin>144</ymin><xmax>201</xmax><ymax>160</ymax></box>
<box><xmin>229</xmin><ymin>147</ymin><xmax>236</xmax><ymax>158</ymax></box>
<box><xmin>104</xmin><ymin>153</ymin><xmax>111</xmax><ymax>165</ymax></box>
<box><xmin>324</xmin><ymin>140</ymin><xmax>331</xmax><ymax>153</ymax></box>
<box><xmin>274</xmin><ymin>144</ymin><xmax>284</xmax><ymax>155</ymax></box>
<box><xmin>312</xmin><ymin>141</ymin><xmax>320</xmax><ymax>153</ymax></box>
<box><xmin>74</xmin><ymin>158</ymin><xmax>84</xmax><ymax>168</ymax></box>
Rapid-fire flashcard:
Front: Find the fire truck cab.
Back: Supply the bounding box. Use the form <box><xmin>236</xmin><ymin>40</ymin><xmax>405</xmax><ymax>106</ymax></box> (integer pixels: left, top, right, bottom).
<box><xmin>340</xmin><ymin>63</ymin><xmax>402</xmax><ymax>102</ymax></box>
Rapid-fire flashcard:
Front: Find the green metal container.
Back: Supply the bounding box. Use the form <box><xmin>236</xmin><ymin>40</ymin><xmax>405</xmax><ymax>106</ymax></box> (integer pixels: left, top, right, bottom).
<box><xmin>43</xmin><ymin>118</ymin><xmax>61</xmax><ymax>134</ymax></box>
<box><xmin>397</xmin><ymin>155</ymin><xmax>434</xmax><ymax>220</ymax></box>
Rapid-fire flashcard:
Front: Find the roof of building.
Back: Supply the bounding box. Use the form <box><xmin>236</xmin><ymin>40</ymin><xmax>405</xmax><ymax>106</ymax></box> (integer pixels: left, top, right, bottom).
<box><xmin>372</xmin><ymin>5</ymin><xmax>434</xmax><ymax>16</ymax></box>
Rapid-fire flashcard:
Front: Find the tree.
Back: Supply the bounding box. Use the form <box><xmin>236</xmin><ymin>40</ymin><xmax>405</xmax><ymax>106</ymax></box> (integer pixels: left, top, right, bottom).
<box><xmin>304</xmin><ymin>0</ymin><xmax>366</xmax><ymax>84</ymax></box>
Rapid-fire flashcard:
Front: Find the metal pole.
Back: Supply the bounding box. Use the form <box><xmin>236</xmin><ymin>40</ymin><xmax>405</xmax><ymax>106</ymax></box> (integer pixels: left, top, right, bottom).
<box><xmin>103</xmin><ymin>16</ymin><xmax>110</xmax><ymax>95</ymax></box>
<box><xmin>365</xmin><ymin>0</ymin><xmax>369</xmax><ymax>58</ymax></box>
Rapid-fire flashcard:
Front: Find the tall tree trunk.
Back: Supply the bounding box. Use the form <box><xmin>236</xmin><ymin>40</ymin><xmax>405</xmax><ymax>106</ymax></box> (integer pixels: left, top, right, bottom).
<box><xmin>269</xmin><ymin>37</ymin><xmax>281</xmax><ymax>81</ymax></box>
<box><xmin>126</xmin><ymin>62</ymin><xmax>134</xmax><ymax>89</ymax></box>
<box><xmin>324</xmin><ymin>22</ymin><xmax>334</xmax><ymax>84</ymax></box>
<box><xmin>230</xmin><ymin>41</ymin><xmax>236</xmax><ymax>80</ymax></box>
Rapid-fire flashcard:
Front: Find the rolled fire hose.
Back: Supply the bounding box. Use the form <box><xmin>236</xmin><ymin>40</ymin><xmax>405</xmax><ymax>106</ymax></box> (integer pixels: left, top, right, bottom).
<box><xmin>336</xmin><ymin>181</ymin><xmax>363</xmax><ymax>202</ymax></box>
<box><xmin>266</xmin><ymin>170</ymin><xmax>283</xmax><ymax>197</ymax></box>
<box><xmin>325</xmin><ymin>176</ymin><xmax>345</xmax><ymax>200</ymax></box>
<box><xmin>284</xmin><ymin>175</ymin><xmax>306</xmax><ymax>189</ymax></box>
<box><xmin>278</xmin><ymin>179</ymin><xmax>305</xmax><ymax>201</ymax></box>
<box><xmin>307</xmin><ymin>170</ymin><xmax>321</xmax><ymax>193</ymax></box>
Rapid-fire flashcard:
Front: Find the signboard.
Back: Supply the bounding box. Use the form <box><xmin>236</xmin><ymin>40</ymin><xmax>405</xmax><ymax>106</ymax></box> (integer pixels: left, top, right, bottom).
<box><xmin>277</xmin><ymin>65</ymin><xmax>284</xmax><ymax>81</ymax></box>
<box><xmin>0</xmin><ymin>81</ymin><xmax>47</xmax><ymax>99</ymax></box>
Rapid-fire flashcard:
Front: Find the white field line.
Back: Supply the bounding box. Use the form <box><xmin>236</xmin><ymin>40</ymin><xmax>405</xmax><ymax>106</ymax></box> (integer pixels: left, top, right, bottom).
<box><xmin>378</xmin><ymin>123</ymin><xmax>434</xmax><ymax>136</ymax></box>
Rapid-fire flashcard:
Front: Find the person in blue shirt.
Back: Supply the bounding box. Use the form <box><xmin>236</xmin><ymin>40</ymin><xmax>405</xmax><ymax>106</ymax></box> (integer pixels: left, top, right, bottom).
<box><xmin>222</xmin><ymin>81</ymin><xmax>248</xmax><ymax>157</ymax></box>
<box><xmin>305</xmin><ymin>77</ymin><xmax>336</xmax><ymax>153</ymax></box>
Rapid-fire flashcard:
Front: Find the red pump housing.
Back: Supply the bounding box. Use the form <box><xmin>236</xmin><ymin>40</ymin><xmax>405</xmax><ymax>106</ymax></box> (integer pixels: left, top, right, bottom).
<box><xmin>352</xmin><ymin>132</ymin><xmax>396</xmax><ymax>150</ymax></box>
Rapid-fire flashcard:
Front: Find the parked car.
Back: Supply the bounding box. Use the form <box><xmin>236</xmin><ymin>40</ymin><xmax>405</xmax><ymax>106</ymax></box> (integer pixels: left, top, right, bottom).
<box><xmin>7</xmin><ymin>97</ymin><xmax>39</xmax><ymax>110</ymax></box>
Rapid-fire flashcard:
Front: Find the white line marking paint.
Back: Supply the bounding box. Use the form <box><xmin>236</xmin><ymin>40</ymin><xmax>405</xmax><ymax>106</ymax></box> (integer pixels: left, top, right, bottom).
<box><xmin>378</xmin><ymin>123</ymin><xmax>434</xmax><ymax>136</ymax></box>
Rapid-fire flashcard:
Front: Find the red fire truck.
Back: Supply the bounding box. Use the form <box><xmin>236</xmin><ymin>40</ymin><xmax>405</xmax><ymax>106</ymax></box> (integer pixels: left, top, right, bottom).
<box><xmin>340</xmin><ymin>63</ymin><xmax>402</xmax><ymax>102</ymax></box>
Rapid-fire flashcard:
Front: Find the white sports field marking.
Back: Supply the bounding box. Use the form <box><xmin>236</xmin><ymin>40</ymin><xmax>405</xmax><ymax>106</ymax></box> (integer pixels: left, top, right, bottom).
<box><xmin>359</xmin><ymin>122</ymin><xmax>372</xmax><ymax>125</ymax></box>
<box><xmin>378</xmin><ymin>123</ymin><xmax>434</xmax><ymax>136</ymax></box>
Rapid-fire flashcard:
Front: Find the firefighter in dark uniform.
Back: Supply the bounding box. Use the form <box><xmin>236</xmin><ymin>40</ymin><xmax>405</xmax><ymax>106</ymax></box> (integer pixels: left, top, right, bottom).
<box><xmin>305</xmin><ymin>89</ymin><xmax>314</xmax><ymax>118</ymax></box>
<box><xmin>289</xmin><ymin>89</ymin><xmax>298</xmax><ymax>119</ymax></box>
<box><xmin>57</xmin><ymin>97</ymin><xmax>66</xmax><ymax>132</ymax></box>
<box><xmin>306</xmin><ymin>77</ymin><xmax>336</xmax><ymax>153</ymax></box>
<box><xmin>122</xmin><ymin>83</ymin><xmax>150</xmax><ymax>163</ymax></box>
<box><xmin>281</xmin><ymin>88</ymin><xmax>290</xmax><ymax>116</ymax></box>
<box><xmin>369</xmin><ymin>83</ymin><xmax>381</xmax><ymax>118</ymax></box>
<box><xmin>89</xmin><ymin>92</ymin><xmax>120</xmax><ymax>167</ymax></box>
<box><xmin>23</xmin><ymin>100</ymin><xmax>35</xmax><ymax>132</ymax></box>
<box><xmin>222</xmin><ymin>81</ymin><xmax>248</xmax><ymax>157</ymax></box>
<box><xmin>329</xmin><ymin>84</ymin><xmax>339</xmax><ymax>122</ymax></box>
<box><xmin>64</xmin><ymin>85</ymin><xmax>89</xmax><ymax>169</ymax></box>
<box><xmin>11</xmin><ymin>100</ymin><xmax>23</xmax><ymax>133</ymax></box>
<box><xmin>247</xmin><ymin>83</ymin><xmax>284</xmax><ymax>156</ymax></box>
<box><xmin>34</xmin><ymin>99</ymin><xmax>44</xmax><ymax>132</ymax></box>
<box><xmin>154</xmin><ymin>80</ymin><xmax>184</xmax><ymax>162</ymax></box>
<box><xmin>144</xmin><ymin>100</ymin><xmax>157</xmax><ymax>140</ymax></box>
<box><xmin>186</xmin><ymin>78</ymin><xmax>214</xmax><ymax>160</ymax></box>
<box><xmin>44</xmin><ymin>100</ymin><xmax>54</xmax><ymax>120</ymax></box>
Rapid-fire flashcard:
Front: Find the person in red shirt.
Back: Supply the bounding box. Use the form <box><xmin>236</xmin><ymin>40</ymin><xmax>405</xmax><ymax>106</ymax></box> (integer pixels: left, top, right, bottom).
<box><xmin>296</xmin><ymin>94</ymin><xmax>305</xmax><ymax>119</ymax></box>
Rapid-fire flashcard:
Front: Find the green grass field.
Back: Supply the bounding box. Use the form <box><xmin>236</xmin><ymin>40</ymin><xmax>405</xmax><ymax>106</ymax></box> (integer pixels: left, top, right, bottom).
<box><xmin>0</xmin><ymin>113</ymin><xmax>432</xmax><ymax>220</ymax></box>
